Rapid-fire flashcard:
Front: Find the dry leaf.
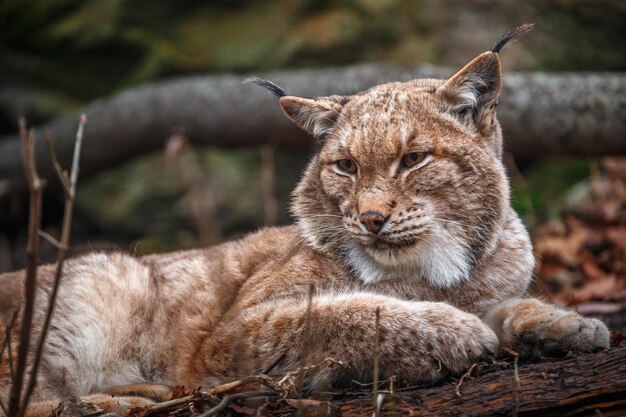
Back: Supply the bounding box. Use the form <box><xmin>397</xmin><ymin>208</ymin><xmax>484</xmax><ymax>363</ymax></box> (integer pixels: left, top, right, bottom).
<box><xmin>610</xmin><ymin>330</ymin><xmax>625</xmax><ymax>347</ymax></box>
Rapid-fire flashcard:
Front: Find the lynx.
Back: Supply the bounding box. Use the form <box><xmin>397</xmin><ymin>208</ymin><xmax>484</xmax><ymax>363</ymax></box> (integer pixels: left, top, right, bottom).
<box><xmin>0</xmin><ymin>25</ymin><xmax>609</xmax><ymax>416</ymax></box>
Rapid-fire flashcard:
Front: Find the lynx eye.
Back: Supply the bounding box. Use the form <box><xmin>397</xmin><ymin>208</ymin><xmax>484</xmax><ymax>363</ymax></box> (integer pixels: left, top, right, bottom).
<box><xmin>336</xmin><ymin>159</ymin><xmax>357</xmax><ymax>175</ymax></box>
<box><xmin>401</xmin><ymin>152</ymin><xmax>428</xmax><ymax>169</ymax></box>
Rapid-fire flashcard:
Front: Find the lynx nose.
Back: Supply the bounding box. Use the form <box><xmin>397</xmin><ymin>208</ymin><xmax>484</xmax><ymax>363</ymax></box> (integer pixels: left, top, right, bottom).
<box><xmin>359</xmin><ymin>211</ymin><xmax>386</xmax><ymax>234</ymax></box>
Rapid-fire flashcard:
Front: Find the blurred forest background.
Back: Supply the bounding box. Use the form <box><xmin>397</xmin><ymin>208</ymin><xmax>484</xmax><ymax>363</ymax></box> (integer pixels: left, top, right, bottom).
<box><xmin>0</xmin><ymin>0</ymin><xmax>625</xmax><ymax>313</ymax></box>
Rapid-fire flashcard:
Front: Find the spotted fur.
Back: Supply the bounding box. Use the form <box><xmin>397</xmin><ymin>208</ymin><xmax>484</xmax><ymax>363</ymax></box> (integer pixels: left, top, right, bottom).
<box><xmin>0</xmin><ymin>25</ymin><xmax>608</xmax><ymax>416</ymax></box>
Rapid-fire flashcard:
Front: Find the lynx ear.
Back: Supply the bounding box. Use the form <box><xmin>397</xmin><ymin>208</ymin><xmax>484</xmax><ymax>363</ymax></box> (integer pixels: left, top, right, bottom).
<box><xmin>279</xmin><ymin>96</ymin><xmax>346</xmax><ymax>138</ymax></box>
<box><xmin>437</xmin><ymin>24</ymin><xmax>534</xmax><ymax>134</ymax></box>
<box><xmin>437</xmin><ymin>51</ymin><xmax>502</xmax><ymax>134</ymax></box>
<box><xmin>244</xmin><ymin>76</ymin><xmax>347</xmax><ymax>138</ymax></box>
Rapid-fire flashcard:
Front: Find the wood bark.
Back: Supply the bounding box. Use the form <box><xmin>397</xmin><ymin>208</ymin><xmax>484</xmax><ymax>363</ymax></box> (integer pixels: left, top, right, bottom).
<box><xmin>1</xmin><ymin>64</ymin><xmax>625</xmax><ymax>193</ymax></box>
<box><xmin>278</xmin><ymin>346</ymin><xmax>626</xmax><ymax>417</ymax></box>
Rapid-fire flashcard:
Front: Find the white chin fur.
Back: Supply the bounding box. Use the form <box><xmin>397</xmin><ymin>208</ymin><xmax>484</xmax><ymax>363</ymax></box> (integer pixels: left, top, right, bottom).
<box><xmin>346</xmin><ymin>231</ymin><xmax>472</xmax><ymax>288</ymax></box>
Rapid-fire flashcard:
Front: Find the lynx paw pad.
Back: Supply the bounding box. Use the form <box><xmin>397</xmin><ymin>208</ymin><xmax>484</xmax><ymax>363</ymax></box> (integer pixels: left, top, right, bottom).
<box><xmin>514</xmin><ymin>312</ymin><xmax>609</xmax><ymax>359</ymax></box>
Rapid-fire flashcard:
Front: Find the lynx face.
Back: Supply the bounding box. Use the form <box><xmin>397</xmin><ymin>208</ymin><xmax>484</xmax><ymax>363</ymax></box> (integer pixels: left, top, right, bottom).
<box><xmin>275</xmin><ymin>51</ymin><xmax>512</xmax><ymax>288</ymax></box>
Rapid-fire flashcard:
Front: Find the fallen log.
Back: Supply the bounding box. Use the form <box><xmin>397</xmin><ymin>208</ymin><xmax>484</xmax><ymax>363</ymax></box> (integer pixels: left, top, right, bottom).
<box><xmin>0</xmin><ymin>64</ymin><xmax>625</xmax><ymax>194</ymax></box>
<box><xmin>267</xmin><ymin>345</ymin><xmax>626</xmax><ymax>416</ymax></box>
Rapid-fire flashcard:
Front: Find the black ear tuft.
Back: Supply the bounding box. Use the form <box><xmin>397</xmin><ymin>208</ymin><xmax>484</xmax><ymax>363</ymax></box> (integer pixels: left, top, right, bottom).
<box><xmin>490</xmin><ymin>23</ymin><xmax>534</xmax><ymax>53</ymax></box>
<box><xmin>243</xmin><ymin>76</ymin><xmax>287</xmax><ymax>98</ymax></box>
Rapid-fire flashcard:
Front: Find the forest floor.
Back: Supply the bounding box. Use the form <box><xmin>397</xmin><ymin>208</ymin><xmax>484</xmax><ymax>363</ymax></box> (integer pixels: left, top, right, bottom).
<box><xmin>530</xmin><ymin>157</ymin><xmax>626</xmax><ymax>334</ymax></box>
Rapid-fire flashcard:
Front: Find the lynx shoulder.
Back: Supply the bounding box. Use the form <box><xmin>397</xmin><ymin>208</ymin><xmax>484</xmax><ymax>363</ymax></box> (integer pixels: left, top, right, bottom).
<box><xmin>0</xmin><ymin>24</ymin><xmax>608</xmax><ymax>416</ymax></box>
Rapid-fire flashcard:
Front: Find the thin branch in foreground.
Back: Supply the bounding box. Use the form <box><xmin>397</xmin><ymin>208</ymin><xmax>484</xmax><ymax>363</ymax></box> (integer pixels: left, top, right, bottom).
<box><xmin>0</xmin><ymin>309</ymin><xmax>19</xmax><ymax>414</ymax></box>
<box><xmin>37</xmin><ymin>230</ymin><xmax>62</xmax><ymax>250</ymax></box>
<box><xmin>197</xmin><ymin>390</ymin><xmax>278</xmax><ymax>417</ymax></box>
<box><xmin>210</xmin><ymin>375</ymin><xmax>274</xmax><ymax>396</ymax></box>
<box><xmin>512</xmin><ymin>355</ymin><xmax>521</xmax><ymax>417</ymax></box>
<box><xmin>275</xmin><ymin>358</ymin><xmax>345</xmax><ymax>394</ymax></box>
<box><xmin>8</xmin><ymin>120</ymin><xmax>45</xmax><ymax>417</ymax></box>
<box><xmin>455</xmin><ymin>362</ymin><xmax>479</xmax><ymax>398</ymax></box>
<box><xmin>68</xmin><ymin>114</ymin><xmax>87</xmax><ymax>196</ymax></box>
<box><xmin>3</xmin><ymin>310</ymin><xmax>20</xmax><ymax>384</ymax></box>
<box><xmin>372</xmin><ymin>306</ymin><xmax>381</xmax><ymax>417</ymax></box>
<box><xmin>43</xmin><ymin>133</ymin><xmax>70</xmax><ymax>196</ymax></box>
<box><xmin>296</xmin><ymin>284</ymin><xmax>315</xmax><ymax>398</ymax></box>
<box><xmin>0</xmin><ymin>308</ymin><xmax>19</xmax><ymax>372</ymax></box>
<box><xmin>19</xmin><ymin>114</ymin><xmax>87</xmax><ymax>417</ymax></box>
<box><xmin>136</xmin><ymin>390</ymin><xmax>217</xmax><ymax>417</ymax></box>
<box><xmin>262</xmin><ymin>353</ymin><xmax>286</xmax><ymax>376</ymax></box>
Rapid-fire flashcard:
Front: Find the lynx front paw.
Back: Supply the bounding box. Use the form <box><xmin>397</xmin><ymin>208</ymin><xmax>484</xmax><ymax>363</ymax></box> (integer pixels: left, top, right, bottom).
<box><xmin>508</xmin><ymin>302</ymin><xmax>609</xmax><ymax>359</ymax></box>
<box><xmin>420</xmin><ymin>304</ymin><xmax>499</xmax><ymax>374</ymax></box>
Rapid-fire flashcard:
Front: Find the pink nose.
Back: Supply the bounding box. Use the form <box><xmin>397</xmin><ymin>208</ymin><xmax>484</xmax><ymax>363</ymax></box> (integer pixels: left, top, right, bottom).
<box><xmin>359</xmin><ymin>211</ymin><xmax>386</xmax><ymax>234</ymax></box>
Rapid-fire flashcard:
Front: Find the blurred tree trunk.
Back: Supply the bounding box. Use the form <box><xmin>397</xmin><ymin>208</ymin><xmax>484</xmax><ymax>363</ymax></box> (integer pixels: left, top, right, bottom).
<box><xmin>1</xmin><ymin>64</ymin><xmax>625</xmax><ymax>194</ymax></box>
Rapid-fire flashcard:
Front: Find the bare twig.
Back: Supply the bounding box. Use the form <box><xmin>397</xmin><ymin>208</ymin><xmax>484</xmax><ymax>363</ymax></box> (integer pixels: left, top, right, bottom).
<box><xmin>455</xmin><ymin>363</ymin><xmax>479</xmax><ymax>398</ymax></box>
<box><xmin>0</xmin><ymin>308</ymin><xmax>19</xmax><ymax>370</ymax></box>
<box><xmin>296</xmin><ymin>284</ymin><xmax>315</xmax><ymax>398</ymax></box>
<box><xmin>1</xmin><ymin>310</ymin><xmax>20</xmax><ymax>415</ymax></box>
<box><xmin>8</xmin><ymin>119</ymin><xmax>45</xmax><ymax>417</ymax></box>
<box><xmin>197</xmin><ymin>390</ymin><xmax>278</xmax><ymax>417</ymax></box>
<box><xmin>2</xmin><ymin>310</ymin><xmax>20</xmax><ymax>383</ymax></box>
<box><xmin>351</xmin><ymin>376</ymin><xmax>394</xmax><ymax>388</ymax></box>
<box><xmin>136</xmin><ymin>390</ymin><xmax>216</xmax><ymax>417</ymax></box>
<box><xmin>195</xmin><ymin>358</ymin><xmax>344</xmax><ymax>408</ymax></box>
<box><xmin>211</xmin><ymin>375</ymin><xmax>273</xmax><ymax>396</ymax></box>
<box><xmin>372</xmin><ymin>306</ymin><xmax>380</xmax><ymax>417</ymax></box>
<box><xmin>276</xmin><ymin>358</ymin><xmax>344</xmax><ymax>394</ymax></box>
<box><xmin>37</xmin><ymin>230</ymin><xmax>63</xmax><ymax>250</ymax></box>
<box><xmin>500</xmin><ymin>346</ymin><xmax>520</xmax><ymax>358</ymax></box>
<box><xmin>0</xmin><ymin>309</ymin><xmax>19</xmax><ymax>414</ymax></box>
<box><xmin>426</xmin><ymin>351</ymin><xmax>443</xmax><ymax>372</ymax></box>
<box><xmin>373</xmin><ymin>393</ymin><xmax>384</xmax><ymax>417</ymax></box>
<box><xmin>512</xmin><ymin>355</ymin><xmax>521</xmax><ymax>417</ymax></box>
<box><xmin>262</xmin><ymin>353</ymin><xmax>286</xmax><ymax>375</ymax></box>
<box><xmin>19</xmin><ymin>114</ymin><xmax>87</xmax><ymax>417</ymax></box>
<box><xmin>43</xmin><ymin>133</ymin><xmax>70</xmax><ymax>196</ymax></box>
<box><xmin>68</xmin><ymin>115</ymin><xmax>86</xmax><ymax>196</ymax></box>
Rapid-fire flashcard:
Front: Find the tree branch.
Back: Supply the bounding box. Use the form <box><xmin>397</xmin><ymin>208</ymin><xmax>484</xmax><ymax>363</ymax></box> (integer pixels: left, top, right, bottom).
<box><xmin>0</xmin><ymin>65</ymin><xmax>624</xmax><ymax>194</ymax></box>
<box><xmin>324</xmin><ymin>346</ymin><xmax>626</xmax><ymax>417</ymax></box>
<box><xmin>8</xmin><ymin>119</ymin><xmax>46</xmax><ymax>417</ymax></box>
<box><xmin>43</xmin><ymin>133</ymin><xmax>70</xmax><ymax>197</ymax></box>
<box><xmin>197</xmin><ymin>390</ymin><xmax>277</xmax><ymax>417</ymax></box>
<box><xmin>18</xmin><ymin>115</ymin><xmax>87</xmax><ymax>417</ymax></box>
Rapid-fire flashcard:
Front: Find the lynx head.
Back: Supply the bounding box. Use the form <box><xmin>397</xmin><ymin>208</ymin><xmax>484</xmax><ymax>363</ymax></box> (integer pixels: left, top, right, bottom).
<box><xmin>249</xmin><ymin>25</ymin><xmax>532</xmax><ymax>288</ymax></box>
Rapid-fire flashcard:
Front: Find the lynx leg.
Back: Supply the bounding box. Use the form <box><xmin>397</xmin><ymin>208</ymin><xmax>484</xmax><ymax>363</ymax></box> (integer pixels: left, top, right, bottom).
<box><xmin>483</xmin><ymin>297</ymin><xmax>609</xmax><ymax>358</ymax></box>
<box><xmin>203</xmin><ymin>293</ymin><xmax>498</xmax><ymax>390</ymax></box>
